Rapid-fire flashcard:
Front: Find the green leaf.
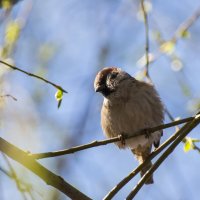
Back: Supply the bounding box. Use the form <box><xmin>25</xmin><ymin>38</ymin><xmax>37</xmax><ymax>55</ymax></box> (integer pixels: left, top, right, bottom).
<box><xmin>184</xmin><ymin>137</ymin><xmax>194</xmax><ymax>152</ymax></box>
<box><xmin>191</xmin><ymin>139</ymin><xmax>200</xmax><ymax>143</ymax></box>
<box><xmin>57</xmin><ymin>99</ymin><xmax>62</xmax><ymax>109</ymax></box>
<box><xmin>180</xmin><ymin>30</ymin><xmax>190</xmax><ymax>39</ymax></box>
<box><xmin>5</xmin><ymin>20</ymin><xmax>20</xmax><ymax>45</ymax></box>
<box><xmin>55</xmin><ymin>89</ymin><xmax>63</xmax><ymax>101</ymax></box>
<box><xmin>160</xmin><ymin>41</ymin><xmax>175</xmax><ymax>55</ymax></box>
<box><xmin>55</xmin><ymin>89</ymin><xmax>63</xmax><ymax>108</ymax></box>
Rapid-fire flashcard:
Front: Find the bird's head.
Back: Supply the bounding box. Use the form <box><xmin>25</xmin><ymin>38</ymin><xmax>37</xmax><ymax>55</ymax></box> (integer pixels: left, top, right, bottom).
<box><xmin>94</xmin><ymin>67</ymin><xmax>134</xmax><ymax>99</ymax></box>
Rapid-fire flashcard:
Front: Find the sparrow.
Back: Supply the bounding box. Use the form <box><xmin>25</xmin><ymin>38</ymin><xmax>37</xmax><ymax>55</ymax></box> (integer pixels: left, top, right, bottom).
<box><xmin>94</xmin><ymin>67</ymin><xmax>164</xmax><ymax>184</ymax></box>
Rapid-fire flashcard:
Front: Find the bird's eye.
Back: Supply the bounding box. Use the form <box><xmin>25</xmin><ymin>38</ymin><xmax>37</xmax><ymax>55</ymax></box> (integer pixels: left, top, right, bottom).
<box><xmin>110</xmin><ymin>72</ymin><xmax>118</xmax><ymax>79</ymax></box>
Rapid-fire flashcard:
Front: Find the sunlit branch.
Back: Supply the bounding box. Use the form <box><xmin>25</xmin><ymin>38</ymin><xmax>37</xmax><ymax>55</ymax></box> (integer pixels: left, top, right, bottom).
<box><xmin>126</xmin><ymin>113</ymin><xmax>200</xmax><ymax>199</ymax></box>
<box><xmin>31</xmin><ymin>116</ymin><xmax>194</xmax><ymax>159</ymax></box>
<box><xmin>0</xmin><ymin>137</ymin><xmax>91</xmax><ymax>200</ymax></box>
<box><xmin>0</xmin><ymin>60</ymin><xmax>68</xmax><ymax>94</ymax></box>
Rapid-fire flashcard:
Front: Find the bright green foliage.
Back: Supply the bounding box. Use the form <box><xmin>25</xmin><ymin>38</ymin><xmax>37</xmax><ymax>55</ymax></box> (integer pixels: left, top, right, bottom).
<box><xmin>55</xmin><ymin>89</ymin><xmax>63</xmax><ymax>101</ymax></box>
<box><xmin>55</xmin><ymin>89</ymin><xmax>63</xmax><ymax>108</ymax></box>
<box><xmin>184</xmin><ymin>137</ymin><xmax>194</xmax><ymax>152</ymax></box>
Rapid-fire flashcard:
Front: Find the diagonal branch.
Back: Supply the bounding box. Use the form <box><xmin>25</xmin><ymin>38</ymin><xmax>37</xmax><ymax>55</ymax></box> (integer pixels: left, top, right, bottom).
<box><xmin>31</xmin><ymin>116</ymin><xmax>194</xmax><ymax>159</ymax></box>
<box><xmin>103</xmin><ymin>114</ymin><xmax>194</xmax><ymax>199</ymax></box>
<box><xmin>0</xmin><ymin>137</ymin><xmax>91</xmax><ymax>200</ymax></box>
<box><xmin>0</xmin><ymin>60</ymin><xmax>68</xmax><ymax>94</ymax></box>
<box><xmin>172</xmin><ymin>8</ymin><xmax>200</xmax><ymax>42</ymax></box>
<box><xmin>126</xmin><ymin>113</ymin><xmax>200</xmax><ymax>199</ymax></box>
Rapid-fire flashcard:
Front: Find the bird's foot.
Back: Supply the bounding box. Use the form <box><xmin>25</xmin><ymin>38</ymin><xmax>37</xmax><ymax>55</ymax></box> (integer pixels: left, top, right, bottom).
<box><xmin>144</xmin><ymin>129</ymin><xmax>151</xmax><ymax>139</ymax></box>
<box><xmin>119</xmin><ymin>133</ymin><xmax>127</xmax><ymax>146</ymax></box>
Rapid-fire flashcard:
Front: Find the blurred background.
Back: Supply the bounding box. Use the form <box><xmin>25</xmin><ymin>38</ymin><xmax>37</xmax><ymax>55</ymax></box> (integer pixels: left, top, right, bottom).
<box><xmin>0</xmin><ymin>0</ymin><xmax>200</xmax><ymax>199</ymax></box>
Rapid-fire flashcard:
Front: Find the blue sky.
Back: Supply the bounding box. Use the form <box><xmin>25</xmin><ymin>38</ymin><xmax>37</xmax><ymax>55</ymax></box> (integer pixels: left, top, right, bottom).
<box><xmin>1</xmin><ymin>0</ymin><xmax>200</xmax><ymax>199</ymax></box>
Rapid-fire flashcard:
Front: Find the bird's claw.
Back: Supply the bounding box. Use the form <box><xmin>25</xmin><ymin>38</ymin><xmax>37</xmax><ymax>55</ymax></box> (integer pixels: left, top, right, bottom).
<box><xmin>119</xmin><ymin>133</ymin><xmax>126</xmax><ymax>146</ymax></box>
<box><xmin>144</xmin><ymin>129</ymin><xmax>151</xmax><ymax>139</ymax></box>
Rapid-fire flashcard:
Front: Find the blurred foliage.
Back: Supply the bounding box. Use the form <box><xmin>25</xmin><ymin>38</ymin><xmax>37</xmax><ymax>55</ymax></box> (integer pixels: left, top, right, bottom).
<box><xmin>160</xmin><ymin>41</ymin><xmax>175</xmax><ymax>55</ymax></box>
<box><xmin>1</xmin><ymin>20</ymin><xmax>21</xmax><ymax>58</ymax></box>
<box><xmin>0</xmin><ymin>0</ymin><xmax>21</xmax><ymax>9</ymax></box>
<box><xmin>0</xmin><ymin>1</ymin><xmax>200</xmax><ymax>200</ymax></box>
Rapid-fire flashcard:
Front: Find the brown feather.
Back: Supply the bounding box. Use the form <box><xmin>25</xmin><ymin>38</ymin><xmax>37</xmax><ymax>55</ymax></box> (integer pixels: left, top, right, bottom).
<box><xmin>94</xmin><ymin>67</ymin><xmax>164</xmax><ymax>184</ymax></box>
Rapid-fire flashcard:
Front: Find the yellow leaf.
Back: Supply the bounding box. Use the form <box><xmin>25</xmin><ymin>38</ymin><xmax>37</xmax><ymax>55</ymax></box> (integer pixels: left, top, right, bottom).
<box><xmin>2</xmin><ymin>0</ymin><xmax>12</xmax><ymax>10</ymax></box>
<box><xmin>5</xmin><ymin>21</ymin><xmax>20</xmax><ymax>45</ymax></box>
<box><xmin>160</xmin><ymin>41</ymin><xmax>175</xmax><ymax>55</ymax></box>
<box><xmin>55</xmin><ymin>89</ymin><xmax>63</xmax><ymax>101</ymax></box>
<box><xmin>184</xmin><ymin>137</ymin><xmax>193</xmax><ymax>152</ymax></box>
<box><xmin>180</xmin><ymin>30</ymin><xmax>190</xmax><ymax>39</ymax></box>
<box><xmin>55</xmin><ymin>89</ymin><xmax>63</xmax><ymax>109</ymax></box>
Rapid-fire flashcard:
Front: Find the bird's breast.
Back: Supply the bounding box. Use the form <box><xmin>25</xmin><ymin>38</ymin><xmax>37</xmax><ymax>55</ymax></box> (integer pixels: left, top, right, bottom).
<box><xmin>101</xmin><ymin>98</ymin><xmax>161</xmax><ymax>149</ymax></box>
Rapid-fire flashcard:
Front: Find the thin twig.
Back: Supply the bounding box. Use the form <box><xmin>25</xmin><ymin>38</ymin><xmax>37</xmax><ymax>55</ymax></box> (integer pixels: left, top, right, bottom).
<box><xmin>0</xmin><ymin>94</ymin><xmax>17</xmax><ymax>101</ymax></box>
<box><xmin>126</xmin><ymin>113</ymin><xmax>200</xmax><ymax>199</ymax></box>
<box><xmin>193</xmin><ymin>145</ymin><xmax>200</xmax><ymax>153</ymax></box>
<box><xmin>0</xmin><ymin>60</ymin><xmax>68</xmax><ymax>93</ymax></box>
<box><xmin>172</xmin><ymin>8</ymin><xmax>200</xmax><ymax>42</ymax></box>
<box><xmin>140</xmin><ymin>0</ymin><xmax>151</xmax><ymax>81</ymax></box>
<box><xmin>0</xmin><ymin>166</ymin><xmax>11</xmax><ymax>177</ymax></box>
<box><xmin>31</xmin><ymin>116</ymin><xmax>194</xmax><ymax>159</ymax></box>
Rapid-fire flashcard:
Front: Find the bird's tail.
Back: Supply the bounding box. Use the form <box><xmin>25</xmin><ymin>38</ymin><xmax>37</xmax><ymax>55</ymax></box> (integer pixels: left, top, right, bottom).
<box><xmin>131</xmin><ymin>146</ymin><xmax>153</xmax><ymax>184</ymax></box>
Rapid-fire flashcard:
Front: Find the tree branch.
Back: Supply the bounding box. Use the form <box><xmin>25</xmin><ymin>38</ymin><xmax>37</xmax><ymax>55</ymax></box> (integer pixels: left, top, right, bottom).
<box><xmin>103</xmin><ymin>114</ymin><xmax>195</xmax><ymax>199</ymax></box>
<box><xmin>0</xmin><ymin>60</ymin><xmax>68</xmax><ymax>94</ymax></box>
<box><xmin>0</xmin><ymin>137</ymin><xmax>91</xmax><ymax>200</ymax></box>
<box><xmin>31</xmin><ymin>116</ymin><xmax>194</xmax><ymax>159</ymax></box>
<box><xmin>126</xmin><ymin>113</ymin><xmax>200</xmax><ymax>199</ymax></box>
<box><xmin>140</xmin><ymin>0</ymin><xmax>150</xmax><ymax>81</ymax></box>
<box><xmin>0</xmin><ymin>94</ymin><xmax>17</xmax><ymax>101</ymax></box>
<box><xmin>104</xmin><ymin>112</ymin><xmax>200</xmax><ymax>199</ymax></box>
<box><xmin>172</xmin><ymin>8</ymin><xmax>200</xmax><ymax>42</ymax></box>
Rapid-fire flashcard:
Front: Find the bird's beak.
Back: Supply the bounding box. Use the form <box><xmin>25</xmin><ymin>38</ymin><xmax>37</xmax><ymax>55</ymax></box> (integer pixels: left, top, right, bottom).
<box><xmin>95</xmin><ymin>85</ymin><xmax>106</xmax><ymax>93</ymax></box>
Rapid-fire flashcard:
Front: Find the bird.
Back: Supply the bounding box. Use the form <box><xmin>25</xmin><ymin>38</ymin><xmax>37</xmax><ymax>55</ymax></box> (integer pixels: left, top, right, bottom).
<box><xmin>94</xmin><ymin>67</ymin><xmax>164</xmax><ymax>184</ymax></box>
